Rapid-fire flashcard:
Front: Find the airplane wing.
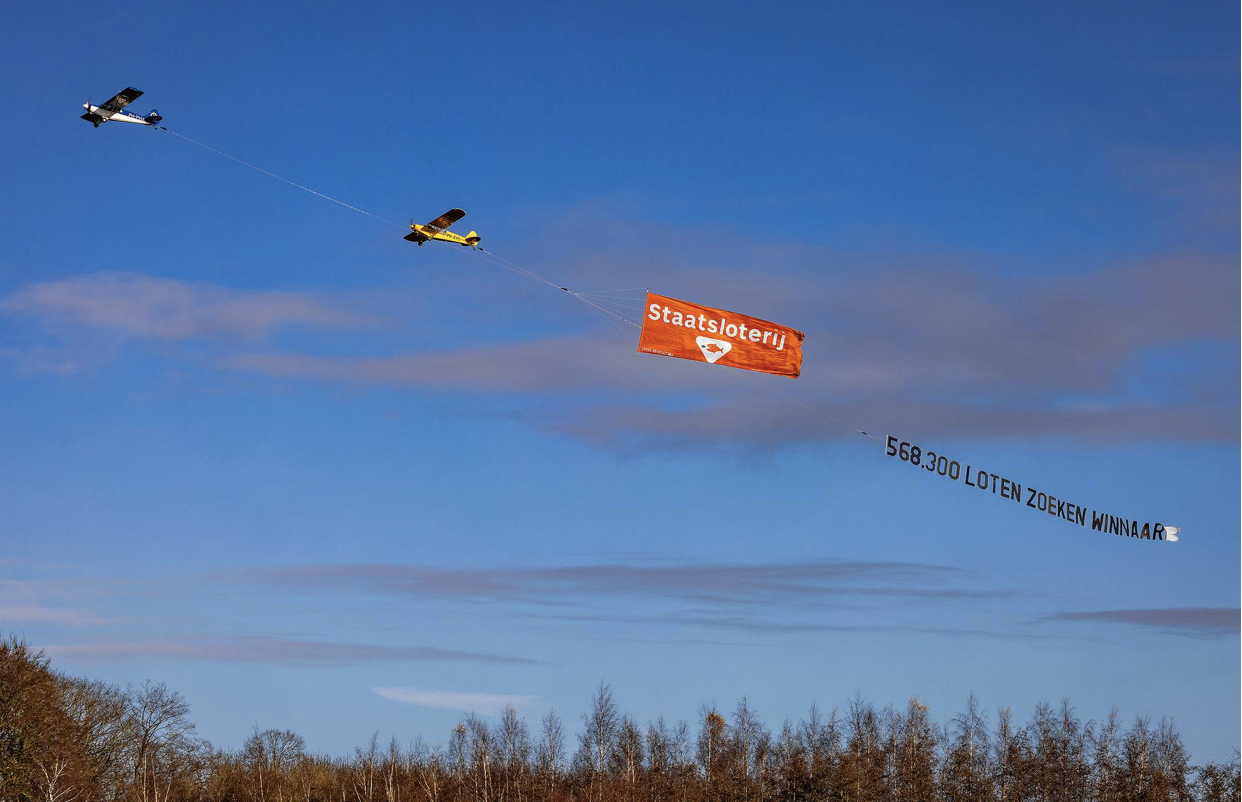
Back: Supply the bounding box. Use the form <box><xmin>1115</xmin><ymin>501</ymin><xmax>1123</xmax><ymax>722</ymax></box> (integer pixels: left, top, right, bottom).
<box><xmin>425</xmin><ymin>208</ymin><xmax>466</xmax><ymax>232</ymax></box>
<box><xmin>99</xmin><ymin>87</ymin><xmax>143</xmax><ymax>114</ymax></box>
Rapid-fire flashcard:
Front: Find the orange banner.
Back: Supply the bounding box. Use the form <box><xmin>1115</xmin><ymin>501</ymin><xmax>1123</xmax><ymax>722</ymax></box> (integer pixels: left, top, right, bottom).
<box><xmin>637</xmin><ymin>292</ymin><xmax>804</xmax><ymax>378</ymax></box>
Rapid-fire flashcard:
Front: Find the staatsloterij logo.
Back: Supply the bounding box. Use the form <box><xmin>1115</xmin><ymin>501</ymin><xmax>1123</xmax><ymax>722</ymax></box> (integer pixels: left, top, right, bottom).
<box><xmin>695</xmin><ymin>336</ymin><xmax>732</xmax><ymax>364</ymax></box>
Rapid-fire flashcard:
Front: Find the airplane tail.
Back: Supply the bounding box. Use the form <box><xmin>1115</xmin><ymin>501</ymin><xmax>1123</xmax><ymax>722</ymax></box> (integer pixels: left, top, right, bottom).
<box><xmin>145</xmin><ymin>109</ymin><xmax>162</xmax><ymax>124</ymax></box>
<box><xmin>465</xmin><ymin>231</ymin><xmax>481</xmax><ymax>246</ymax></box>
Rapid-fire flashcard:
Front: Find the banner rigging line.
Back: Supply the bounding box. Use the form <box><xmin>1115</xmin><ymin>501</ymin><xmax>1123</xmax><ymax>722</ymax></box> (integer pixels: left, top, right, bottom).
<box><xmin>163</xmin><ymin>129</ymin><xmax>406</xmax><ymax>229</ymax></box>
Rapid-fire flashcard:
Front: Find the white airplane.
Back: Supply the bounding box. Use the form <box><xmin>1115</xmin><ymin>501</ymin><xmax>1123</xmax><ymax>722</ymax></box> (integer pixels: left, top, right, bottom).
<box><xmin>81</xmin><ymin>87</ymin><xmax>162</xmax><ymax>128</ymax></box>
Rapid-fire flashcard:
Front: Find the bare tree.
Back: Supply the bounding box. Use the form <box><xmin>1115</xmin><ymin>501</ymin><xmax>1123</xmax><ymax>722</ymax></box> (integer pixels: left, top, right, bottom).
<box><xmin>448</xmin><ymin>723</ymin><xmax>468</xmax><ymax>782</ymax></box>
<box><xmin>124</xmin><ymin>681</ymin><xmax>199</xmax><ymax>802</ymax></box>
<box><xmin>465</xmin><ymin>714</ymin><xmax>494</xmax><ymax>802</ymax></box>
<box><xmin>731</xmin><ymin>697</ymin><xmax>766</xmax><ymax>783</ymax></box>
<box><xmin>495</xmin><ymin>706</ymin><xmax>530</xmax><ymax>802</ymax></box>
<box><xmin>34</xmin><ymin>756</ymin><xmax>86</xmax><ymax>802</ymax></box>
<box><xmin>8</xmin><ymin>643</ymin><xmax>1238</xmax><ymax>802</ymax></box>
<box><xmin>644</xmin><ymin>717</ymin><xmax>675</xmax><ymax>802</ymax></box>
<box><xmin>244</xmin><ymin>728</ymin><xmax>307</xmax><ymax>802</ymax></box>
<box><xmin>942</xmin><ymin>692</ymin><xmax>991</xmax><ymax>802</ymax></box>
<box><xmin>381</xmin><ymin>736</ymin><xmax>402</xmax><ymax>802</ymax></box>
<box><xmin>798</xmin><ymin>702</ymin><xmax>841</xmax><ymax>798</ymax></box>
<box><xmin>1192</xmin><ymin>750</ymin><xmax>1241</xmax><ymax>802</ymax></box>
<box><xmin>695</xmin><ymin>705</ymin><xmax>727</xmax><ymax>788</ymax></box>
<box><xmin>1091</xmin><ymin>706</ymin><xmax>1124</xmax><ymax>802</ymax></box>
<box><xmin>0</xmin><ymin>639</ymin><xmax>93</xmax><ymax>802</ymax></box>
<box><xmin>892</xmin><ymin>697</ymin><xmax>938</xmax><ymax>802</ymax></box>
<box><xmin>1153</xmin><ymin>717</ymin><xmax>1193</xmax><ymax>802</ymax></box>
<box><xmin>578</xmin><ymin>682</ymin><xmax>619</xmax><ymax>775</ymax></box>
<box><xmin>58</xmin><ymin>675</ymin><xmax>129</xmax><ymax>800</ymax></box>
<box><xmin>841</xmin><ymin>693</ymin><xmax>885</xmax><ymax>802</ymax></box>
<box><xmin>410</xmin><ymin>736</ymin><xmax>446</xmax><ymax>802</ymax></box>
<box><xmin>1122</xmin><ymin>713</ymin><xmax>1158</xmax><ymax>801</ymax></box>
<box><xmin>612</xmin><ymin>715</ymin><xmax>643</xmax><ymax>795</ymax></box>
<box><xmin>534</xmin><ymin>710</ymin><xmax>564</xmax><ymax>799</ymax></box>
<box><xmin>646</xmin><ymin>717</ymin><xmax>672</xmax><ymax>776</ymax></box>
<box><xmin>353</xmin><ymin>732</ymin><xmax>379</xmax><ymax>802</ymax></box>
<box><xmin>288</xmin><ymin>754</ymin><xmax>332</xmax><ymax>802</ymax></box>
<box><xmin>992</xmin><ymin>706</ymin><xmax>1028</xmax><ymax>802</ymax></box>
<box><xmin>575</xmin><ymin>682</ymin><xmax>619</xmax><ymax>802</ymax></box>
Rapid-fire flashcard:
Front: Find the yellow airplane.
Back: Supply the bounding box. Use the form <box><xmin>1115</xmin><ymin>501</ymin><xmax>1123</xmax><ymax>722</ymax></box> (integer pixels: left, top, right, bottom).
<box><xmin>404</xmin><ymin>208</ymin><xmax>481</xmax><ymax>248</ymax></box>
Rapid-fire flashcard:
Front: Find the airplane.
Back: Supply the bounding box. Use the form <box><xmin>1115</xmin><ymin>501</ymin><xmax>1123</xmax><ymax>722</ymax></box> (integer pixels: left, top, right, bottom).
<box><xmin>81</xmin><ymin>87</ymin><xmax>162</xmax><ymax>128</ymax></box>
<box><xmin>404</xmin><ymin>209</ymin><xmax>481</xmax><ymax>248</ymax></box>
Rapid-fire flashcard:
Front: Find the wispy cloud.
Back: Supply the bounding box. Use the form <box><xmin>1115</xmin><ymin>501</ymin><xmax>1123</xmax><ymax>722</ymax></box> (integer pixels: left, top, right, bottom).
<box><xmin>0</xmin><ymin>605</ymin><xmax>114</xmax><ymax>627</ymax></box>
<box><xmin>0</xmin><ymin>570</ymin><xmax>135</xmax><ymax>627</ymax></box>
<box><xmin>1038</xmin><ymin>607</ymin><xmax>1240</xmax><ymax>639</ymax></box>
<box><xmin>9</xmin><ymin>559</ymin><xmax>1021</xmax><ymax>656</ymax></box>
<box><xmin>1143</xmin><ymin>56</ymin><xmax>1238</xmax><ymax>77</ymax></box>
<box><xmin>4</xmin><ymin>225</ymin><xmax>1235</xmax><ymax>450</ymax></box>
<box><xmin>216</xmin><ymin>239</ymin><xmax>1239</xmax><ymax>450</ymax></box>
<box><xmin>1</xmin><ymin>272</ymin><xmax>383</xmax><ymax>344</ymax></box>
<box><xmin>373</xmin><ymin>687</ymin><xmax>538</xmax><ymax>716</ymax></box>
<box><xmin>246</xmin><ymin>560</ymin><xmax>1006</xmax><ymax>608</ymax></box>
<box><xmin>512</xmin><ymin>609</ymin><xmax>1027</xmax><ymax>640</ymax></box>
<box><xmin>1116</xmin><ymin>150</ymin><xmax>1239</xmax><ymax>234</ymax></box>
<box><xmin>222</xmin><ymin>251</ymin><xmax>1241</xmax><ymax>395</ymax></box>
<box><xmin>40</xmin><ymin>636</ymin><xmax>538</xmax><ymax>666</ymax></box>
<box><xmin>546</xmin><ymin>396</ymin><xmax>1237</xmax><ymax>452</ymax></box>
<box><xmin>218</xmin><ymin>333</ymin><xmax>648</xmax><ymax>394</ymax></box>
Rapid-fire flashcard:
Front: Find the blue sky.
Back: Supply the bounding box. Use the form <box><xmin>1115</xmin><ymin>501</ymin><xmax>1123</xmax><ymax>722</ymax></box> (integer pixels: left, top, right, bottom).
<box><xmin>1</xmin><ymin>0</ymin><xmax>1237</xmax><ymax>762</ymax></box>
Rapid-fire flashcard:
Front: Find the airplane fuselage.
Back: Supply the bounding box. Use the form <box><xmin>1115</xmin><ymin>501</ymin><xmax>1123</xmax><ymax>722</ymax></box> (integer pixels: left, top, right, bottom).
<box><xmin>82</xmin><ymin>105</ymin><xmax>156</xmax><ymax>126</ymax></box>
<box><xmin>405</xmin><ymin>225</ymin><xmax>481</xmax><ymax>247</ymax></box>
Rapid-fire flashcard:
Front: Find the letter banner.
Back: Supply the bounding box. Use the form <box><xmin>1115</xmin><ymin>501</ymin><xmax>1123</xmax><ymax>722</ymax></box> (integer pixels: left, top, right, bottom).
<box><xmin>638</xmin><ymin>292</ymin><xmax>805</xmax><ymax>378</ymax></box>
<box><xmin>882</xmin><ymin>433</ymin><xmax>1181</xmax><ymax>543</ymax></box>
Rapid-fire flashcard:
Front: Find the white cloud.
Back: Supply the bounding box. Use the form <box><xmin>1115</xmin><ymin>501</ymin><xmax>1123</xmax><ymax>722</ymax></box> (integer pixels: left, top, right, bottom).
<box><xmin>1</xmin><ymin>272</ymin><xmax>384</xmax><ymax>343</ymax></box>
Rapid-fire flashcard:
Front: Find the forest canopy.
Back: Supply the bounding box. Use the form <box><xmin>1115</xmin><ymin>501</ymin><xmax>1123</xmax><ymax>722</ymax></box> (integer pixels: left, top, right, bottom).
<box><xmin>2</xmin><ymin>636</ymin><xmax>1237</xmax><ymax>802</ymax></box>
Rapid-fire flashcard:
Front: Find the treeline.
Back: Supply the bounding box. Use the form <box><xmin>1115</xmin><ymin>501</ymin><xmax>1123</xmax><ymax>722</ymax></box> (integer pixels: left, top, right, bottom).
<box><xmin>3</xmin><ymin>637</ymin><xmax>1238</xmax><ymax>802</ymax></box>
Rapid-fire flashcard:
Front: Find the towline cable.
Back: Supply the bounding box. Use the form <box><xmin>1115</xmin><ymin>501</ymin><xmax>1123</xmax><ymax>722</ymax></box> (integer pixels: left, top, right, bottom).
<box><xmin>163</xmin><ymin>128</ymin><xmax>406</xmax><ymax>229</ymax></box>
